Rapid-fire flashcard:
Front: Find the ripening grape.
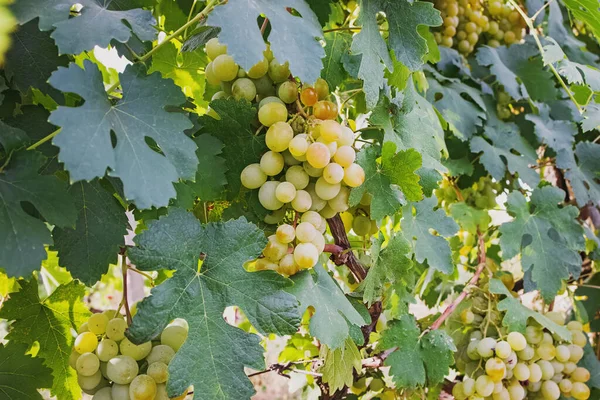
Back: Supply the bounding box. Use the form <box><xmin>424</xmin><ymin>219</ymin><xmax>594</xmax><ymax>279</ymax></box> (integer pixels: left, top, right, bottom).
<box><xmin>146</xmin><ymin>345</ymin><xmax>176</xmax><ymax>366</ymax></box>
<box><xmin>477</xmin><ymin>337</ymin><xmax>497</xmax><ymax>358</ymax></box>
<box><xmin>120</xmin><ymin>338</ymin><xmax>152</xmax><ymax>361</ymax></box>
<box><xmin>111</xmin><ymin>384</ymin><xmax>131</xmax><ymax>400</ymax></box>
<box><xmin>463</xmin><ymin>377</ymin><xmax>476</xmax><ymax>396</ymax></box>
<box><xmin>301</xmin><ymin>211</ymin><xmax>323</xmax><ymax>228</ymax></box>
<box><xmin>258</xmin><ymin>102</ymin><xmax>288</xmax><ymax>127</ymax></box>
<box><xmin>212</xmin><ymin>54</ymin><xmax>239</xmax><ymax>81</ymax></box>
<box><xmin>260</xmin><ymin>151</ymin><xmax>285</xmax><ymax>176</ymax></box>
<box><xmin>513</xmin><ymin>362</ymin><xmax>530</xmax><ymax>381</ymax></box>
<box><xmin>276</xmin><ymin>224</ymin><xmax>295</xmax><ymax>243</ymax></box>
<box><xmin>572</xmin><ymin>330</ymin><xmax>589</xmax><ymax>348</ymax></box>
<box><xmin>517</xmin><ymin>345</ymin><xmax>534</xmax><ymax>361</ymax></box>
<box><xmin>322</xmin><ymin>163</ymin><xmax>344</xmax><ymax>184</ymax></box>
<box><xmin>567</xmin><ymin>321</ymin><xmax>584</xmax><ymax>331</ymax></box>
<box><xmin>263</xmin><ymin>235</ymin><xmax>288</xmax><ymax>261</ymax></box>
<box><xmin>564</xmin><ymin>361</ymin><xmax>577</xmax><ymax>374</ymax></box>
<box><xmin>231</xmin><ymin>78</ymin><xmax>257</xmax><ymax>101</ymax></box>
<box><xmin>205</xmin><ymin>38</ymin><xmax>227</xmax><ymax>60</ymax></box>
<box><xmin>507</xmin><ymin>332</ymin><xmax>527</xmax><ymax>351</ymax></box>
<box><xmin>333</xmin><ymin>146</ymin><xmax>356</xmax><ymax>167</ymax></box>
<box><xmin>313</xmin><ymin>100</ymin><xmax>337</xmax><ymax>120</ymax></box>
<box><xmin>205</xmin><ymin>62</ymin><xmax>221</xmax><ymax>86</ymax></box>
<box><xmin>268</xmin><ymin>60</ymin><xmax>290</xmax><ymax>83</ymax></box>
<box><xmin>485</xmin><ymin>358</ymin><xmax>506</xmax><ymax>382</ymax></box>
<box><xmin>453</xmin><ymin>381</ymin><xmax>467</xmax><ymax>400</ymax></box>
<box><xmin>537</xmin><ymin>343</ymin><xmax>557</xmax><ymax>360</ymax></box>
<box><xmin>328</xmin><ymin>187</ymin><xmax>350</xmax><ymax>213</ymax></box>
<box><xmin>77</xmin><ymin>352</ymin><xmax>101</xmax><ymax>376</ymax></box>
<box><xmin>278</xmin><ymin>81</ymin><xmax>298</xmax><ymax>104</ymax></box>
<box><xmin>93</xmin><ymin>387</ymin><xmax>113</xmax><ymax>400</ymax></box>
<box><xmin>145</xmin><ymin>362</ymin><xmax>168</xmax><ymax>384</ymax></box>
<box><xmin>275</xmin><ymin>181</ymin><xmax>297</xmax><ymax>203</ymax></box>
<box><xmin>569</xmin><ymin>344</ymin><xmax>584</xmax><ymax>363</ymax></box>
<box><xmin>258</xmin><ymin>95</ymin><xmax>284</xmax><ymax>109</ymax></box>
<box><xmin>475</xmin><ymin>374</ymin><xmax>495</xmax><ymax>397</ymax></box>
<box><xmin>278</xmin><ymin>253</ymin><xmax>298</xmax><ymax>275</ymax></box>
<box><xmin>105</xmin><ymin>318</ymin><xmax>127</xmax><ymax>342</ymax></box>
<box><xmin>285</xmin><ymin>165</ymin><xmax>309</xmax><ymax>189</ymax></box>
<box><xmin>75</xmin><ymin>332</ymin><xmax>99</xmax><ymax>354</ymax></box>
<box><xmin>291</xmin><ymin>189</ymin><xmax>312</xmax><ymax>212</ymax></box>
<box><xmin>559</xmin><ymin>378</ymin><xmax>573</xmax><ymax>393</ymax></box>
<box><xmin>571</xmin><ymin>367</ymin><xmax>591</xmax><ymax>383</ymax></box>
<box><xmin>129</xmin><ymin>374</ymin><xmax>157</xmax><ymax>400</ymax></box>
<box><xmin>528</xmin><ymin>362</ymin><xmax>543</xmax><ymax>383</ymax></box>
<box><xmin>317</xmin><ymin>136</ymin><xmax>337</xmax><ymax>155</ymax></box>
<box><xmin>315</xmin><ymin>177</ymin><xmax>341</xmax><ymax>200</ymax></box>
<box><xmin>314</xmin><ymin>78</ymin><xmax>329</xmax><ymax>100</ymax></box>
<box><xmin>343</xmin><ymin>164</ymin><xmax>365</xmax><ymax>187</ymax></box>
<box><xmin>294</xmin><ymin>243</ymin><xmax>319</xmax><ymax>269</ymax></box>
<box><xmin>288</xmin><ymin>134</ymin><xmax>309</xmax><ymax>157</ymax></box>
<box><xmin>300</xmin><ymin>87</ymin><xmax>318</xmax><ymax>106</ymax></box>
<box><xmin>571</xmin><ymin>382</ymin><xmax>591</xmax><ymax>399</ymax></box>
<box><xmin>88</xmin><ymin>313</ymin><xmax>109</xmax><ymax>335</ymax></box>
<box><xmin>306</xmin><ymin>142</ymin><xmax>331</xmax><ymax>169</ymax></box>
<box><xmin>525</xmin><ymin>325</ymin><xmax>543</xmax><ymax>344</ymax></box>
<box><xmin>495</xmin><ymin>340</ymin><xmax>512</xmax><ymax>359</ymax></box>
<box><xmin>266</xmin><ymin>122</ymin><xmax>293</xmax><ymax>152</ymax></box>
<box><xmin>311</xmin><ymin>231</ymin><xmax>325</xmax><ymax>252</ymax></box>
<box><xmin>507</xmin><ymin>384</ymin><xmax>525</xmax><ymax>400</ymax></box>
<box><xmin>160</xmin><ymin>319</ymin><xmax>188</xmax><ymax>352</ymax></box>
<box><xmin>106</xmin><ymin>355</ymin><xmax>139</xmax><ymax>385</ymax></box>
<box><xmin>541</xmin><ymin>380</ymin><xmax>561</xmax><ymax>400</ymax></box>
<box><xmin>241</xmin><ymin>163</ymin><xmax>268</xmax><ymax>189</ymax></box>
<box><xmin>247</xmin><ymin>58</ymin><xmax>269</xmax><ymax>79</ymax></box>
<box><xmin>320</xmin><ymin>120</ymin><xmax>342</xmax><ymax>142</ymax></box>
<box><xmin>352</xmin><ymin>215</ymin><xmax>371</xmax><ymax>236</ymax></box>
<box><xmin>96</xmin><ymin>339</ymin><xmax>119</xmax><ymax>362</ymax></box>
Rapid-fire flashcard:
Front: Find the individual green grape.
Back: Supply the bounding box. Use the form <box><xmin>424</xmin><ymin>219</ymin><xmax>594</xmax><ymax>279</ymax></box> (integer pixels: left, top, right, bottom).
<box><xmin>78</xmin><ymin>369</ymin><xmax>103</xmax><ymax>391</ymax></box>
<box><xmin>111</xmin><ymin>383</ymin><xmax>131</xmax><ymax>400</ymax></box>
<box><xmin>258</xmin><ymin>95</ymin><xmax>284</xmax><ymax>109</ymax></box>
<box><xmin>241</xmin><ymin>163</ymin><xmax>267</xmax><ymax>189</ymax></box>
<box><xmin>559</xmin><ymin>378</ymin><xmax>573</xmax><ymax>393</ymax></box>
<box><xmin>319</xmin><ymin>120</ymin><xmax>342</xmax><ymax>142</ymax></box>
<box><xmin>572</xmin><ymin>330</ymin><xmax>589</xmax><ymax>348</ymax></box>
<box><xmin>528</xmin><ymin>362</ymin><xmax>543</xmax><ymax>383</ymax></box>
<box><xmin>285</xmin><ymin>165</ymin><xmax>309</xmax><ymax>189</ymax></box>
<box><xmin>69</xmin><ymin>349</ymin><xmax>81</xmax><ymax>369</ymax></box>
<box><xmin>247</xmin><ymin>58</ymin><xmax>269</xmax><ymax>79</ymax></box>
<box><xmin>78</xmin><ymin>322</ymin><xmax>89</xmax><ymax>334</ymax></box>
<box><xmin>477</xmin><ymin>337</ymin><xmax>497</xmax><ymax>358</ymax></box>
<box><xmin>571</xmin><ymin>382</ymin><xmax>591</xmax><ymax>399</ymax></box>
<box><xmin>300</xmin><ymin>211</ymin><xmax>322</xmax><ymax>228</ymax></box>
<box><xmin>343</xmin><ymin>164</ymin><xmax>365</xmax><ymax>187</ymax></box>
<box><xmin>258</xmin><ymin>102</ymin><xmax>288</xmax><ymax>127</ymax></box>
<box><xmin>306</xmin><ymin>142</ymin><xmax>331</xmax><ymax>169</ymax></box>
<box><xmin>277</xmin><ymin>81</ymin><xmax>298</xmax><ymax>104</ymax></box>
<box><xmin>537</xmin><ymin>343</ymin><xmax>557</xmax><ymax>361</ymax></box>
<box><xmin>475</xmin><ymin>374</ymin><xmax>495</xmax><ymax>397</ymax></box>
<box><xmin>205</xmin><ymin>37</ymin><xmax>227</xmax><ymax>60</ymax></box>
<box><xmin>119</xmin><ymin>338</ymin><xmax>152</xmax><ymax>361</ymax></box>
<box><xmin>338</xmin><ymin>126</ymin><xmax>354</xmax><ymax>147</ymax></box>
<box><xmin>493</xmin><ymin>387</ymin><xmax>510</xmax><ymax>400</ymax></box>
<box><xmin>564</xmin><ymin>361</ymin><xmax>578</xmax><ymax>374</ymax></box>
<box><xmin>545</xmin><ymin>311</ymin><xmax>565</xmax><ymax>326</ymax></box>
<box><xmin>293</xmin><ymin>243</ymin><xmax>319</xmax><ymax>269</ymax></box>
<box><xmin>266</xmin><ymin>122</ymin><xmax>294</xmax><ymax>152</ymax></box>
<box><xmin>76</xmin><ymin>352</ymin><xmax>100</xmax><ymax>376</ymax></box>
<box><xmin>463</xmin><ymin>377</ymin><xmax>476</xmax><ymax>396</ymax></box>
<box><xmin>503</xmin><ymin>351</ymin><xmax>517</xmax><ymax>370</ymax></box>
<box><xmin>352</xmin><ymin>215</ymin><xmax>371</xmax><ymax>236</ymax></box>
<box><xmin>567</xmin><ymin>321</ymin><xmax>584</xmax><ymax>331</ymax></box>
<box><xmin>88</xmin><ymin>313</ymin><xmax>109</xmax><ymax>335</ymax></box>
<box><xmin>322</xmin><ymin>163</ymin><xmax>344</xmax><ymax>185</ymax></box>
<box><xmin>513</xmin><ymin>362</ymin><xmax>530</xmax><ymax>381</ymax></box>
<box><xmin>211</xmin><ymin>91</ymin><xmax>229</xmax><ymax>101</ymax></box>
<box><xmin>315</xmin><ymin>78</ymin><xmax>329</xmax><ymax>100</ymax></box>
<box><xmin>311</xmin><ymin>231</ymin><xmax>325</xmax><ymax>253</ymax></box>
<box><xmin>75</xmin><ymin>332</ymin><xmax>99</xmax><ymax>354</ymax></box>
<box><xmin>231</xmin><ymin>78</ymin><xmax>257</xmax><ymax>101</ymax></box>
<box><xmin>453</xmin><ymin>382</ymin><xmax>467</xmax><ymax>400</ymax></box>
<box><xmin>288</xmin><ymin>134</ymin><xmax>309</xmax><ymax>158</ymax></box>
<box><xmin>541</xmin><ymin>332</ymin><xmax>554</xmax><ymax>345</ymax></box>
<box><xmin>526</xmin><ymin>326</ymin><xmax>543</xmax><ymax>344</ymax></box>
<box><xmin>96</xmin><ymin>339</ymin><xmax>118</xmax><ymax>362</ymax></box>
<box><xmin>485</xmin><ymin>358</ymin><xmax>506</xmax><ymax>382</ymax></box>
<box><xmin>263</xmin><ymin>235</ymin><xmax>288</xmax><ymax>261</ymax></box>
<box><xmin>571</xmin><ymin>367</ymin><xmax>591</xmax><ymax>383</ymax></box>
<box><xmin>316</xmin><ymin>136</ymin><xmax>337</xmax><ymax>155</ymax></box>
<box><xmin>305</xmin><ymin>184</ymin><xmax>326</xmax><ymax>212</ymax></box>
<box><xmin>105</xmin><ymin>319</ymin><xmax>126</xmax><ymax>343</ymax></box>
<box><xmin>537</xmin><ymin>360</ymin><xmax>555</xmax><ymax>380</ymax></box>
<box><xmin>275</xmin><ymin>225</ymin><xmax>296</xmax><ymax>245</ymax></box>
<box><xmin>554</xmin><ymin>344</ymin><xmax>570</xmax><ymax>362</ymax></box>
<box><xmin>568</xmin><ymin>344</ymin><xmax>584</xmax><ymax>363</ymax></box>
<box><xmin>291</xmin><ymin>189</ymin><xmax>312</xmax><ymax>212</ymax></box>
<box><xmin>328</xmin><ymin>186</ymin><xmax>350</xmax><ymax>213</ymax></box>
<box><xmin>259</xmin><ymin>151</ymin><xmax>285</xmax><ymax>176</ymax></box>
<box><xmin>541</xmin><ymin>380</ymin><xmax>561</xmax><ymax>400</ymax></box>
<box><xmin>333</xmin><ymin>146</ymin><xmax>355</xmax><ymax>168</ymax></box>
<box><xmin>551</xmin><ymin>360</ymin><xmax>564</xmax><ymax>375</ymax></box>
<box><xmin>295</xmin><ymin>222</ymin><xmax>317</xmax><ymax>243</ymax></box>
<box><xmin>106</xmin><ymin>355</ymin><xmax>139</xmax><ymax>385</ymax></box>
<box><xmin>495</xmin><ymin>340</ymin><xmax>512</xmax><ymax>359</ymax></box>
<box><xmin>258</xmin><ymin>181</ymin><xmax>284</xmax><ymax>211</ymax></box>
<box><xmin>507</xmin><ymin>383</ymin><xmax>525</xmax><ymax>400</ymax></box>
<box><xmin>517</xmin><ymin>345</ymin><xmax>534</xmax><ymax>361</ymax></box>
<box><xmin>92</xmin><ymin>386</ymin><xmax>113</xmax><ymax>400</ymax></box>
<box><xmin>302</xmin><ymin>161</ymin><xmax>323</xmax><ymax>178</ymax></box>
<box><xmin>129</xmin><ymin>374</ymin><xmax>157</xmax><ymax>400</ymax></box>
<box><xmin>212</xmin><ymin>54</ymin><xmax>239</xmax><ymax>81</ymax></box>
<box><xmin>147</xmin><ymin>361</ymin><xmax>169</xmax><ymax>384</ymax></box>
<box><xmin>160</xmin><ymin>319</ymin><xmax>188</xmax><ymax>352</ymax></box>
<box><xmin>205</xmin><ymin>62</ymin><xmax>221</xmax><ymax>86</ymax></box>
<box><xmin>315</xmin><ymin>177</ymin><xmax>341</xmax><ymax>201</ymax></box>
<box><xmin>268</xmin><ymin>59</ymin><xmax>290</xmax><ymax>83</ymax></box>
<box><xmin>275</xmin><ymin>182</ymin><xmax>297</xmax><ymax>203</ymax></box>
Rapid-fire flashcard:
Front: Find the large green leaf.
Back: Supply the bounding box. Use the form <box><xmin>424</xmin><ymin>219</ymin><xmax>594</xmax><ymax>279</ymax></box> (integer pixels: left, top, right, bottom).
<box><xmin>349</xmin><ymin>143</ymin><xmax>422</xmax><ymax>220</ymax></box>
<box><xmin>556</xmin><ymin>142</ymin><xmax>600</xmax><ymax>207</ymax></box>
<box><xmin>287</xmin><ymin>265</ymin><xmax>370</xmax><ymax>349</ymax></box>
<box><xmin>0</xmin><ymin>278</ymin><xmax>90</xmax><ymax>400</ymax></box>
<box><xmin>499</xmin><ymin>186</ymin><xmax>585</xmax><ymax>300</ymax></box>
<box><xmin>525</xmin><ymin>104</ymin><xmax>578</xmax><ymax>153</ymax></box>
<box><xmin>52</xmin><ymin>180</ymin><xmax>128</xmax><ymax>285</ymax></box>
<box><xmin>4</xmin><ymin>20</ymin><xmax>68</xmax><ymax>99</ymax></box>
<box><xmin>197</xmin><ymin>99</ymin><xmax>266</xmax><ymax>199</ymax></box>
<box><xmin>321</xmin><ymin>31</ymin><xmax>353</xmax><ymax>90</ymax></box>
<box><xmin>320</xmin><ymin>338</ymin><xmax>362</xmax><ymax>393</ymax></box>
<box><xmin>206</xmin><ymin>0</ymin><xmax>324</xmax><ymax>83</ymax></box>
<box><xmin>0</xmin><ymin>151</ymin><xmax>76</xmax><ymax>277</ymax></box>
<box><xmin>0</xmin><ymin>342</ymin><xmax>53</xmax><ymax>399</ymax></box>
<box><xmin>547</xmin><ymin>0</ymin><xmax>598</xmax><ymax>65</ymax></box>
<box><xmin>563</xmin><ymin>0</ymin><xmax>600</xmax><ymax>41</ymax></box>
<box><xmin>401</xmin><ymin>195</ymin><xmax>459</xmax><ymax>274</ymax></box>
<box><xmin>126</xmin><ymin>209</ymin><xmax>301</xmax><ymax>399</ymax></box>
<box><xmin>49</xmin><ymin>61</ymin><xmax>197</xmax><ymax>209</ymax></box>
<box><xmin>489</xmin><ymin>278</ymin><xmax>572</xmax><ymax>341</ymax></box>
<box><xmin>380</xmin><ymin>315</ymin><xmax>455</xmax><ymax>390</ymax></box>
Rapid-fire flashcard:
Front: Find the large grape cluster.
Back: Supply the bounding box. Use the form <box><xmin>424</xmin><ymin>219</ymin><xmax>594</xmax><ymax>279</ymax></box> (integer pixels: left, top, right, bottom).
<box><xmin>70</xmin><ymin>310</ymin><xmax>189</xmax><ymax>399</ymax></box>
<box><xmin>433</xmin><ymin>0</ymin><xmax>527</xmax><ymax>54</ymax></box>
<box><xmin>204</xmin><ymin>38</ymin><xmax>366</xmax><ymax>276</ymax></box>
<box><xmin>454</xmin><ymin>304</ymin><xmax>592</xmax><ymax>400</ymax></box>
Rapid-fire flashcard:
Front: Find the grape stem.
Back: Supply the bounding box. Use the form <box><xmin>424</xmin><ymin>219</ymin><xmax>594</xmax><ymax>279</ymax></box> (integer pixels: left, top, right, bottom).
<box><xmin>118</xmin><ymin>251</ymin><xmax>133</xmax><ymax>325</ymax></box>
<box><xmin>295</xmin><ymin>99</ymin><xmax>309</xmax><ymax>118</ymax></box>
<box><xmin>361</xmin><ymin>347</ymin><xmax>398</xmax><ymax>368</ymax></box>
<box><xmin>26</xmin><ymin>128</ymin><xmax>61</xmax><ymax>151</ymax></box>
<box><xmin>430</xmin><ymin>231</ymin><xmax>487</xmax><ymax>330</ymax></box>
<box><xmin>247</xmin><ymin>361</ymin><xmax>322</xmax><ymax>378</ymax></box>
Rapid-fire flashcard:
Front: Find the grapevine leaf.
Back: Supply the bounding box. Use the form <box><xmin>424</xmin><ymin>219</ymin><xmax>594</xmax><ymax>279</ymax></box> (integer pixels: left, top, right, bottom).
<box><xmin>207</xmin><ymin>0</ymin><xmax>324</xmax><ymax>83</ymax></box>
<box><xmin>0</xmin><ymin>120</ymin><xmax>28</xmax><ymax>153</ymax></box>
<box><xmin>575</xmin><ymin>274</ymin><xmax>600</xmax><ymax>332</ymax></box>
<box><xmin>157</xmin><ymin>0</ymin><xmax>188</xmax><ymax>32</ymax></box>
<box><xmin>381</xmin><ymin>144</ymin><xmax>423</xmax><ymax>202</ymax></box>
<box><xmin>321</xmin><ymin>31</ymin><xmax>353</xmax><ymax>90</ymax></box>
<box><xmin>52</xmin><ymin>180</ymin><xmax>128</xmax><ymax>285</ymax></box>
<box><xmin>0</xmin><ymin>151</ymin><xmax>76</xmax><ymax>277</ymax></box>
<box><xmin>371</xmin><ymin>83</ymin><xmax>447</xmax><ymax>173</ymax></box>
<box><xmin>176</xmin><ymin>135</ymin><xmax>228</xmax><ymax>202</ymax></box>
<box><xmin>548</xmin><ymin>0</ymin><xmax>599</xmax><ymax>65</ymax></box>
<box><xmin>582</xmin><ymin>103</ymin><xmax>600</xmax><ymax>132</ymax></box>
<box><xmin>361</xmin><ymin>233</ymin><xmax>413</xmax><ymax>305</ymax></box>
<box><xmin>556</xmin><ymin>142</ymin><xmax>600</xmax><ymax>208</ymax></box>
<box><xmin>4</xmin><ymin>20</ymin><xmax>68</xmax><ymax>100</ymax></box>
<box><xmin>10</xmin><ymin>0</ymin><xmax>71</xmax><ymax>30</ymax></box>
<box><xmin>0</xmin><ymin>342</ymin><xmax>53</xmax><ymax>400</ymax></box>
<box><xmin>488</xmin><ymin>278</ymin><xmax>572</xmax><ymax>341</ymax></box>
<box><xmin>449</xmin><ymin>202</ymin><xmax>491</xmax><ymax>234</ymax></box>
<box><xmin>148</xmin><ymin>41</ymin><xmax>208</xmax><ymax>108</ymax></box>
<box><xmin>380</xmin><ymin>315</ymin><xmax>456</xmax><ymax>390</ymax></box>
<box><xmin>401</xmin><ymin>195</ymin><xmax>459</xmax><ymax>274</ymax></box>
<box><xmin>306</xmin><ymin>0</ymin><xmax>334</xmax><ymax>26</ymax></box>
<box><xmin>181</xmin><ymin>26</ymin><xmax>221</xmax><ymax>52</ymax></box>
<box><xmin>525</xmin><ymin>104</ymin><xmax>578</xmax><ymax>153</ymax></box>
<box><xmin>287</xmin><ymin>265</ymin><xmax>370</xmax><ymax>349</ymax></box>
<box><xmin>476</xmin><ymin>46</ymin><xmax>527</xmax><ymax>100</ymax></box>
<box><xmin>126</xmin><ymin>209</ymin><xmax>301</xmax><ymax>399</ymax></box>
<box><xmin>49</xmin><ymin>61</ymin><xmax>197</xmax><ymax>209</ymax></box>
<box><xmin>562</xmin><ymin>0</ymin><xmax>600</xmax><ymax>41</ymax></box>
<box><xmin>499</xmin><ymin>186</ymin><xmax>585</xmax><ymax>300</ymax></box>
<box><xmin>197</xmin><ymin>99</ymin><xmax>266</xmax><ymax>199</ymax></box>
<box><xmin>470</xmin><ymin>98</ymin><xmax>539</xmax><ymax>187</ymax></box>
<box><xmin>320</xmin><ymin>338</ymin><xmax>362</xmax><ymax>393</ymax></box>
<box><xmin>0</xmin><ymin>278</ymin><xmax>90</xmax><ymax>400</ymax></box>
<box><xmin>426</xmin><ymin>78</ymin><xmax>486</xmax><ymax>141</ymax></box>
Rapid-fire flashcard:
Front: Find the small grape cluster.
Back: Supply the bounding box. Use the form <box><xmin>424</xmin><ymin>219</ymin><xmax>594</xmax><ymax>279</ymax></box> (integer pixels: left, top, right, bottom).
<box><xmin>70</xmin><ymin>310</ymin><xmax>189</xmax><ymax>400</ymax></box>
<box><xmin>435</xmin><ymin>176</ymin><xmax>501</xmax><ymax>212</ymax></box>
<box><xmin>203</xmin><ymin>39</ymin><xmax>366</xmax><ymax>276</ymax></box>
<box><xmin>339</xmin><ymin>194</ymin><xmax>379</xmax><ymax>237</ymax></box>
<box><xmin>454</xmin><ymin>310</ymin><xmax>592</xmax><ymax>400</ymax></box>
<box><xmin>433</xmin><ymin>0</ymin><xmax>527</xmax><ymax>55</ymax></box>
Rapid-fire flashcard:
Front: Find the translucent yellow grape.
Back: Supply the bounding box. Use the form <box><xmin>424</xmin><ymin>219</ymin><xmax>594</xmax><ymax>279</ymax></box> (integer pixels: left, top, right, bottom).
<box><xmin>343</xmin><ymin>164</ymin><xmax>365</xmax><ymax>187</ymax></box>
<box><xmin>275</xmin><ymin>182</ymin><xmax>297</xmax><ymax>203</ymax></box>
<box><xmin>205</xmin><ymin>38</ymin><xmax>227</xmax><ymax>60</ymax></box>
<box><xmin>276</xmin><ymin>224</ymin><xmax>295</xmax><ymax>243</ymax></box>
<box><xmin>258</xmin><ymin>102</ymin><xmax>288</xmax><ymax>127</ymax></box>
<box><xmin>291</xmin><ymin>190</ymin><xmax>312</xmax><ymax>212</ymax></box>
<box><xmin>129</xmin><ymin>374</ymin><xmax>157</xmax><ymax>400</ymax></box>
<box><xmin>293</xmin><ymin>243</ymin><xmax>319</xmax><ymax>269</ymax></box>
<box><xmin>306</xmin><ymin>142</ymin><xmax>331</xmax><ymax>169</ymax></box>
<box><xmin>75</xmin><ymin>332</ymin><xmax>99</xmax><ymax>354</ymax></box>
<box><xmin>146</xmin><ymin>344</ymin><xmax>176</xmax><ymax>365</ymax></box>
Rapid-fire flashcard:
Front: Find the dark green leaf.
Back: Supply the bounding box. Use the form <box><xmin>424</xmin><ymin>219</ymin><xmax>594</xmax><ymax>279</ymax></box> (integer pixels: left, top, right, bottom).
<box><xmin>322</xmin><ymin>31</ymin><xmax>353</xmax><ymax>90</ymax></box>
<box><xmin>181</xmin><ymin>26</ymin><xmax>221</xmax><ymax>52</ymax></box>
<box><xmin>556</xmin><ymin>142</ymin><xmax>600</xmax><ymax>208</ymax></box>
<box><xmin>49</xmin><ymin>61</ymin><xmax>197</xmax><ymax>209</ymax></box>
<box><xmin>0</xmin><ymin>342</ymin><xmax>53</xmax><ymax>399</ymax></box>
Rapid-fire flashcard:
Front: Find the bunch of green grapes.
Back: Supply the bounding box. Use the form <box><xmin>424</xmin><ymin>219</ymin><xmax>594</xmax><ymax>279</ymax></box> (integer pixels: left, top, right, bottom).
<box><xmin>435</xmin><ymin>176</ymin><xmax>501</xmax><ymax>212</ymax></box>
<box><xmin>339</xmin><ymin>194</ymin><xmax>379</xmax><ymax>238</ymax></box>
<box><xmin>70</xmin><ymin>310</ymin><xmax>190</xmax><ymax>399</ymax></box>
<box><xmin>433</xmin><ymin>0</ymin><xmax>526</xmax><ymax>55</ymax></box>
<box><xmin>496</xmin><ymin>89</ymin><xmax>513</xmax><ymax>119</ymax></box>
<box><xmin>454</xmin><ymin>304</ymin><xmax>592</xmax><ymax>400</ymax></box>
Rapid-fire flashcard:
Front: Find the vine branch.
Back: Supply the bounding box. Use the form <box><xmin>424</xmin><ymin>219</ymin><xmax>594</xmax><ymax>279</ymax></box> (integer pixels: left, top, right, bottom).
<box><xmin>326</xmin><ymin>214</ymin><xmax>367</xmax><ymax>281</ymax></box>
